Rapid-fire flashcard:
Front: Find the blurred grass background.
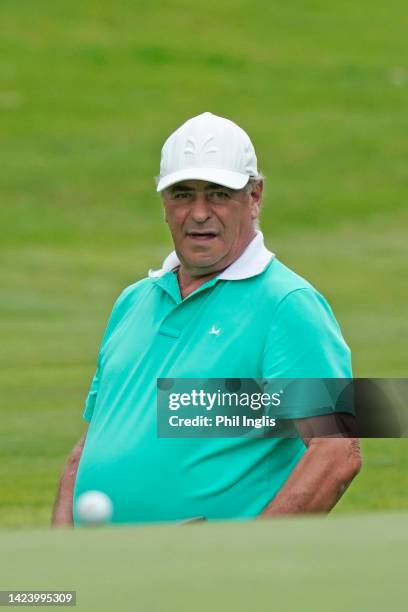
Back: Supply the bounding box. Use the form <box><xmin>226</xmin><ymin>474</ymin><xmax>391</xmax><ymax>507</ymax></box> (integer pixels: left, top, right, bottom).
<box><xmin>0</xmin><ymin>0</ymin><xmax>407</xmax><ymax>527</ymax></box>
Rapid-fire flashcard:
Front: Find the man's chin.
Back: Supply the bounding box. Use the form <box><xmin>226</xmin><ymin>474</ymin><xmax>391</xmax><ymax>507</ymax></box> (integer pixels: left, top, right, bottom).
<box><xmin>188</xmin><ymin>260</ymin><xmax>220</xmax><ymax>275</ymax></box>
<box><xmin>180</xmin><ymin>254</ymin><xmax>224</xmax><ymax>277</ymax></box>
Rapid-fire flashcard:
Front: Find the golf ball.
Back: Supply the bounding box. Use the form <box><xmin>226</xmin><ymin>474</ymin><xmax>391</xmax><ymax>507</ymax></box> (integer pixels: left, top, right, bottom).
<box><xmin>76</xmin><ymin>490</ymin><xmax>113</xmax><ymax>526</ymax></box>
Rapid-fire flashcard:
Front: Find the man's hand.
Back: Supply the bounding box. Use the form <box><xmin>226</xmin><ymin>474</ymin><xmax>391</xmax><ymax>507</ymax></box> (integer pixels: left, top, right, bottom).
<box><xmin>260</xmin><ymin>424</ymin><xmax>362</xmax><ymax>518</ymax></box>
<box><xmin>51</xmin><ymin>431</ymin><xmax>87</xmax><ymax>528</ymax></box>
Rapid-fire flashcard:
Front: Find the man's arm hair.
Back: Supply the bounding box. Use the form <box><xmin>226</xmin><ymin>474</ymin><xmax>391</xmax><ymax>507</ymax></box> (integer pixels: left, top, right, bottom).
<box><xmin>51</xmin><ymin>430</ymin><xmax>87</xmax><ymax>528</ymax></box>
<box><xmin>260</xmin><ymin>417</ymin><xmax>362</xmax><ymax>517</ymax></box>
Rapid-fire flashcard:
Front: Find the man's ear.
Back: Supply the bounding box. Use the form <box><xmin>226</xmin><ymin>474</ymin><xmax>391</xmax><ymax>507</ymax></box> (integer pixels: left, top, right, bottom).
<box><xmin>252</xmin><ymin>180</ymin><xmax>263</xmax><ymax>204</ymax></box>
<box><xmin>162</xmin><ymin>195</ymin><xmax>169</xmax><ymax>224</ymax></box>
<box><xmin>250</xmin><ymin>181</ymin><xmax>263</xmax><ymax>218</ymax></box>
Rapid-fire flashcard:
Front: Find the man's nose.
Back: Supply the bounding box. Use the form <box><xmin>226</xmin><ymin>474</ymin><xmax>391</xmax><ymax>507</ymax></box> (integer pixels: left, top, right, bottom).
<box><xmin>190</xmin><ymin>193</ymin><xmax>211</xmax><ymax>223</ymax></box>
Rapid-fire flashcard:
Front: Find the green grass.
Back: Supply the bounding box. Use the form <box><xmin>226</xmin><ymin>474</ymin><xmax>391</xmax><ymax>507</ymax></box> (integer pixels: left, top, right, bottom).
<box><xmin>0</xmin><ymin>0</ymin><xmax>407</xmax><ymax>528</ymax></box>
<box><xmin>1</xmin><ymin>514</ymin><xmax>408</xmax><ymax>611</ymax></box>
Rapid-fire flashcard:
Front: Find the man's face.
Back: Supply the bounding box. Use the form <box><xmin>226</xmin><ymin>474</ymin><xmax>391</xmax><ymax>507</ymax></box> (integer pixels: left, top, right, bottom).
<box><xmin>162</xmin><ymin>179</ymin><xmax>263</xmax><ymax>276</ymax></box>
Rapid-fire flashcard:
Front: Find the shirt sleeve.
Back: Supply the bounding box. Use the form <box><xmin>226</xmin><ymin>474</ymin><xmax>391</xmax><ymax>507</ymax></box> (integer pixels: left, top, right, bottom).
<box><xmin>81</xmin><ymin>283</ymin><xmax>137</xmax><ymax>423</ymax></box>
<box><xmin>83</xmin><ymin>366</ymin><xmax>99</xmax><ymax>422</ymax></box>
<box><xmin>262</xmin><ymin>287</ymin><xmax>353</xmax><ymax>419</ymax></box>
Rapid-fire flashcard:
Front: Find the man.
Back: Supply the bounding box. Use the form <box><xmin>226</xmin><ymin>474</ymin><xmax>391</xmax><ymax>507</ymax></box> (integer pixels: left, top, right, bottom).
<box><xmin>52</xmin><ymin>112</ymin><xmax>361</xmax><ymax>527</ymax></box>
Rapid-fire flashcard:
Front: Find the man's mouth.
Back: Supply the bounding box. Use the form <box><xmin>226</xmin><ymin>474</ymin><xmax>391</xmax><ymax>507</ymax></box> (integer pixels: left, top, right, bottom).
<box><xmin>186</xmin><ymin>230</ymin><xmax>218</xmax><ymax>241</ymax></box>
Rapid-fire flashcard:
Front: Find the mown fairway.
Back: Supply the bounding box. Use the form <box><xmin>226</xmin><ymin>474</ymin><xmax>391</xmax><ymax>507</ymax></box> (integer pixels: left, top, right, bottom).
<box><xmin>1</xmin><ymin>0</ymin><xmax>407</xmax><ymax>527</ymax></box>
<box><xmin>1</xmin><ymin>514</ymin><xmax>408</xmax><ymax>611</ymax></box>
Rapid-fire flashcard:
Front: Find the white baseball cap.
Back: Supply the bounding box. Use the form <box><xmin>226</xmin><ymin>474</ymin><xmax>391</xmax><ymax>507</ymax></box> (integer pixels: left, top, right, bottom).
<box><xmin>156</xmin><ymin>112</ymin><xmax>258</xmax><ymax>192</ymax></box>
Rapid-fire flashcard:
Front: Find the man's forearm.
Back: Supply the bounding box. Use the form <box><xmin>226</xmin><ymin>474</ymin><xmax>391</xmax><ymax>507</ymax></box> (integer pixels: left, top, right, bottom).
<box><xmin>260</xmin><ymin>438</ymin><xmax>362</xmax><ymax>517</ymax></box>
<box><xmin>52</xmin><ymin>433</ymin><xmax>86</xmax><ymax>527</ymax></box>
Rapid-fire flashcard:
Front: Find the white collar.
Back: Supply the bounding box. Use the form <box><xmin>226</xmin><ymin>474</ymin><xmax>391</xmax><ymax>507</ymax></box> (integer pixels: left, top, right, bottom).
<box><xmin>148</xmin><ymin>231</ymin><xmax>275</xmax><ymax>281</ymax></box>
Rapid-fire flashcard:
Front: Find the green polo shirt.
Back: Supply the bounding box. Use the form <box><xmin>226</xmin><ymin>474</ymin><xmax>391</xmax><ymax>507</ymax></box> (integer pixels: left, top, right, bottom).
<box><xmin>73</xmin><ymin>240</ymin><xmax>352</xmax><ymax>525</ymax></box>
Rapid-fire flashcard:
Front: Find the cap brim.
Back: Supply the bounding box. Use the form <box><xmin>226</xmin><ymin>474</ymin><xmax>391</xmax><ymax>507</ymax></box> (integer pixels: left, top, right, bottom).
<box><xmin>156</xmin><ymin>168</ymin><xmax>250</xmax><ymax>192</ymax></box>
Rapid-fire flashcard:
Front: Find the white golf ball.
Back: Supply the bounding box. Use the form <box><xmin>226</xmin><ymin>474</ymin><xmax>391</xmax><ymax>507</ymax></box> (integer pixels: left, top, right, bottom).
<box><xmin>76</xmin><ymin>491</ymin><xmax>113</xmax><ymax>526</ymax></box>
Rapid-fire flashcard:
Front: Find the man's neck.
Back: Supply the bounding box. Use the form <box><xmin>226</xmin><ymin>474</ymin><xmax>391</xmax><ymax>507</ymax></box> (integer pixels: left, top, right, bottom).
<box><xmin>176</xmin><ymin>267</ymin><xmax>219</xmax><ymax>299</ymax></box>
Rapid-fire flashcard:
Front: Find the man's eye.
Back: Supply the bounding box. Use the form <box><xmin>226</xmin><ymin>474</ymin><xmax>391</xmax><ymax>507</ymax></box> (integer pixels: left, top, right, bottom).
<box><xmin>210</xmin><ymin>191</ymin><xmax>230</xmax><ymax>200</ymax></box>
<box><xmin>173</xmin><ymin>192</ymin><xmax>191</xmax><ymax>199</ymax></box>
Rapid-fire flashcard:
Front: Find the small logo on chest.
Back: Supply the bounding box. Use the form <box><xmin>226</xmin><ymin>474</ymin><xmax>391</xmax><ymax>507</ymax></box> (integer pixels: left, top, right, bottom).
<box><xmin>208</xmin><ymin>325</ymin><xmax>222</xmax><ymax>336</ymax></box>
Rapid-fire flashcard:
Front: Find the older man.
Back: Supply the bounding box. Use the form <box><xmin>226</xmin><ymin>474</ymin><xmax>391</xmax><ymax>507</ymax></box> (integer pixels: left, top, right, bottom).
<box><xmin>52</xmin><ymin>112</ymin><xmax>361</xmax><ymax>526</ymax></box>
